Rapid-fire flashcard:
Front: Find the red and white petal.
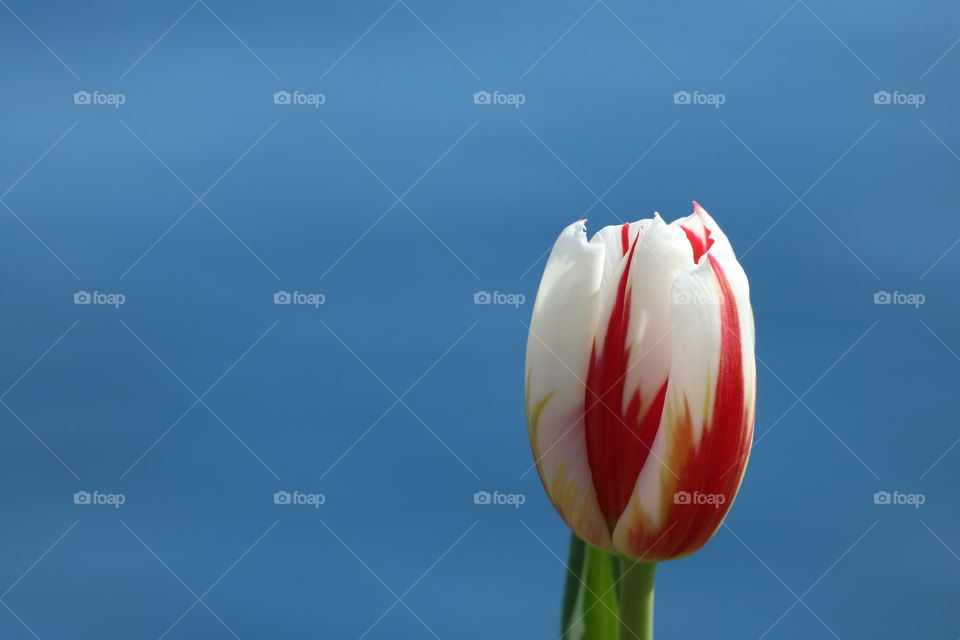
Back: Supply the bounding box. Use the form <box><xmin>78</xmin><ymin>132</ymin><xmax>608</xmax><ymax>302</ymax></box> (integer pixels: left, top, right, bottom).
<box><xmin>612</xmin><ymin>244</ymin><xmax>756</xmax><ymax>561</ymax></box>
<box><xmin>526</xmin><ymin>220</ymin><xmax>611</xmax><ymax>550</ymax></box>
<box><xmin>583</xmin><ymin>218</ymin><xmax>693</xmax><ymax>529</ymax></box>
<box><xmin>671</xmin><ymin>201</ymin><xmax>736</xmax><ymax>265</ymax></box>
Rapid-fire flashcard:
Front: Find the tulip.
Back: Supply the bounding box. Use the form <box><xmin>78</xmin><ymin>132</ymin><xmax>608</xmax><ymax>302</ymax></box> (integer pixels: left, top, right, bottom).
<box><xmin>525</xmin><ymin>203</ymin><xmax>755</xmax><ymax>638</ymax></box>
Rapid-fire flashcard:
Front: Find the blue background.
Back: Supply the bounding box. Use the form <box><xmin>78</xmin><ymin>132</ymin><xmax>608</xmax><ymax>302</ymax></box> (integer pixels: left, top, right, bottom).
<box><xmin>1</xmin><ymin>1</ymin><xmax>958</xmax><ymax>638</ymax></box>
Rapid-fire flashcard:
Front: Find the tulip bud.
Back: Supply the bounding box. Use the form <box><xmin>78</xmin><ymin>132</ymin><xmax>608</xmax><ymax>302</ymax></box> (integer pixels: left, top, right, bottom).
<box><xmin>526</xmin><ymin>203</ymin><xmax>756</xmax><ymax>561</ymax></box>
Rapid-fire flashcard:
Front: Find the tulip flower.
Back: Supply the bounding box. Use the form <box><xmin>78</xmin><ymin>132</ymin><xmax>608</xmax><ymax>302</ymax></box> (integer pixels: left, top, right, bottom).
<box><xmin>525</xmin><ymin>203</ymin><xmax>755</xmax><ymax>639</ymax></box>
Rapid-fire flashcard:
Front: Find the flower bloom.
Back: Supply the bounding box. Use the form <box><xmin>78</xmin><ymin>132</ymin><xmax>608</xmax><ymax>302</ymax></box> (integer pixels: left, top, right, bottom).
<box><xmin>525</xmin><ymin>203</ymin><xmax>756</xmax><ymax>561</ymax></box>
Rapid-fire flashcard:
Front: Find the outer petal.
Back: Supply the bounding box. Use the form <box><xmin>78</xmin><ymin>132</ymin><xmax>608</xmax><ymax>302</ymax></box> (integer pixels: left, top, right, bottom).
<box><xmin>526</xmin><ymin>221</ymin><xmax>611</xmax><ymax>550</ymax></box>
<box><xmin>613</xmin><ymin>211</ymin><xmax>755</xmax><ymax>560</ymax></box>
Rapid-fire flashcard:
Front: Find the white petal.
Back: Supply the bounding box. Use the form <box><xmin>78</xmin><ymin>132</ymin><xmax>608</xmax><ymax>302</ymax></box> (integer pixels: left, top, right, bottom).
<box><xmin>526</xmin><ymin>220</ymin><xmax>611</xmax><ymax>549</ymax></box>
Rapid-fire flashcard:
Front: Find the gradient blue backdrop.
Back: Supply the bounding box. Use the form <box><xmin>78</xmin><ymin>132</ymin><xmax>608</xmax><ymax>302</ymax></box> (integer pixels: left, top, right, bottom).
<box><xmin>1</xmin><ymin>1</ymin><xmax>958</xmax><ymax>638</ymax></box>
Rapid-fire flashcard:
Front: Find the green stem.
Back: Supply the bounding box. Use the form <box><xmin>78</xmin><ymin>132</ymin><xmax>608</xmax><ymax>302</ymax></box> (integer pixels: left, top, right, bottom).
<box><xmin>618</xmin><ymin>559</ymin><xmax>656</xmax><ymax>640</ymax></box>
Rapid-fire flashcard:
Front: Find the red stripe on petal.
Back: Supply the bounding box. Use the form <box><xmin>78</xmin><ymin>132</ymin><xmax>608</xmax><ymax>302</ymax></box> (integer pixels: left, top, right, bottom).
<box><xmin>585</xmin><ymin>236</ymin><xmax>669</xmax><ymax>530</ymax></box>
<box><xmin>679</xmin><ymin>203</ymin><xmax>714</xmax><ymax>263</ymax></box>
<box><xmin>622</xmin><ymin>253</ymin><xmax>753</xmax><ymax>560</ymax></box>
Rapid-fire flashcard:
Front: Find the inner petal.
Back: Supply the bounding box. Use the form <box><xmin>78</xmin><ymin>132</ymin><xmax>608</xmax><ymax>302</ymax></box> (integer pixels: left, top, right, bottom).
<box><xmin>678</xmin><ymin>201</ymin><xmax>715</xmax><ymax>263</ymax></box>
<box><xmin>583</xmin><ymin>220</ymin><xmax>689</xmax><ymax>530</ymax></box>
